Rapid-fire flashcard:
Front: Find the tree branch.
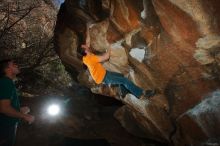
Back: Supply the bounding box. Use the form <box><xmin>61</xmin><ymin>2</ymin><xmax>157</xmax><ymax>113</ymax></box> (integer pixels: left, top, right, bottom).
<box><xmin>0</xmin><ymin>6</ymin><xmax>36</xmax><ymax>39</ymax></box>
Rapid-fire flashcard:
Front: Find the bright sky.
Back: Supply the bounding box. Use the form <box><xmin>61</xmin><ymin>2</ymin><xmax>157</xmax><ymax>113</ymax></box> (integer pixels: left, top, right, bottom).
<box><xmin>53</xmin><ymin>0</ymin><xmax>64</xmax><ymax>6</ymax></box>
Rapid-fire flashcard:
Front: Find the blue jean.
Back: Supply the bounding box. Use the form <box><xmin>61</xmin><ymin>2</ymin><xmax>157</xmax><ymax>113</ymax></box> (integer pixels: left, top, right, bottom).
<box><xmin>102</xmin><ymin>71</ymin><xmax>143</xmax><ymax>97</ymax></box>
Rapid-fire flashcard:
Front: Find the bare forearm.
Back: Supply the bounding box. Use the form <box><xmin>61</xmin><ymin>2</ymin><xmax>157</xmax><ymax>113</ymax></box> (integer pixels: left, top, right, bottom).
<box><xmin>99</xmin><ymin>48</ymin><xmax>111</xmax><ymax>62</ymax></box>
<box><xmin>104</xmin><ymin>51</ymin><xmax>110</xmax><ymax>60</ymax></box>
<box><xmin>85</xmin><ymin>24</ymin><xmax>91</xmax><ymax>47</ymax></box>
<box><xmin>0</xmin><ymin>100</ymin><xmax>34</xmax><ymax>123</ymax></box>
<box><xmin>0</xmin><ymin>106</ymin><xmax>25</xmax><ymax>119</ymax></box>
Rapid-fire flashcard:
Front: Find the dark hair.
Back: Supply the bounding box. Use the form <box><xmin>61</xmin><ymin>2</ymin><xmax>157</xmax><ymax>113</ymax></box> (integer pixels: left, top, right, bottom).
<box><xmin>79</xmin><ymin>47</ymin><xmax>87</xmax><ymax>57</ymax></box>
<box><xmin>77</xmin><ymin>45</ymin><xmax>87</xmax><ymax>60</ymax></box>
<box><xmin>0</xmin><ymin>59</ymin><xmax>13</xmax><ymax>77</ymax></box>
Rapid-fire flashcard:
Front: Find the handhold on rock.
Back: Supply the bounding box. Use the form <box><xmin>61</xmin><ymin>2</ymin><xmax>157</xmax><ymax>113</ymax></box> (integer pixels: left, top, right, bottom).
<box><xmin>139</xmin><ymin>89</ymin><xmax>157</xmax><ymax>99</ymax></box>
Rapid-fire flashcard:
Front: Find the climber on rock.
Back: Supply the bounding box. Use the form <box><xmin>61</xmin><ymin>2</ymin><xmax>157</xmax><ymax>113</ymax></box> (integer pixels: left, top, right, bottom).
<box><xmin>80</xmin><ymin>43</ymin><xmax>156</xmax><ymax>99</ymax></box>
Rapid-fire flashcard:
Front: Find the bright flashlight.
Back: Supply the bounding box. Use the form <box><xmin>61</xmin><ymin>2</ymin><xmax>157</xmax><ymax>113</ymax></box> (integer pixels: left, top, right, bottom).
<box><xmin>47</xmin><ymin>104</ymin><xmax>60</xmax><ymax>116</ymax></box>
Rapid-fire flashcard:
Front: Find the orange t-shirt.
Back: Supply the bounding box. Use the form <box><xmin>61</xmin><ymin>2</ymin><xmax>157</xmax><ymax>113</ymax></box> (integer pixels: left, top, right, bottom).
<box><xmin>83</xmin><ymin>54</ymin><xmax>106</xmax><ymax>84</ymax></box>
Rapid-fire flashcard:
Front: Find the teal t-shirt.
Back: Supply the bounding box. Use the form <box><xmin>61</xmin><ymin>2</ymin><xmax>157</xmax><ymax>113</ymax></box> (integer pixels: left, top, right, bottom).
<box><xmin>0</xmin><ymin>76</ymin><xmax>20</xmax><ymax>126</ymax></box>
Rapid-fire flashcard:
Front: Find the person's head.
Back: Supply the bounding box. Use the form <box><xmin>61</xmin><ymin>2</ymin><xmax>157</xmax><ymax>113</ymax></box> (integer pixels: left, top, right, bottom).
<box><xmin>81</xmin><ymin>44</ymin><xmax>92</xmax><ymax>56</ymax></box>
<box><xmin>0</xmin><ymin>59</ymin><xmax>20</xmax><ymax>79</ymax></box>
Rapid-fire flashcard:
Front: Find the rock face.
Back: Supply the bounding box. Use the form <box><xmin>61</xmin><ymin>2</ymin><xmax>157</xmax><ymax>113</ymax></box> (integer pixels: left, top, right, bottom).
<box><xmin>54</xmin><ymin>0</ymin><xmax>220</xmax><ymax>145</ymax></box>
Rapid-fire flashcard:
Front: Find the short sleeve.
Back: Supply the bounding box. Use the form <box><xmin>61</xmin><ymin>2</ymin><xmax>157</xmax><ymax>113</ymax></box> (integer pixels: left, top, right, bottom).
<box><xmin>83</xmin><ymin>54</ymin><xmax>99</xmax><ymax>64</ymax></box>
<box><xmin>91</xmin><ymin>55</ymin><xmax>99</xmax><ymax>63</ymax></box>
<box><xmin>0</xmin><ymin>80</ymin><xmax>14</xmax><ymax>100</ymax></box>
